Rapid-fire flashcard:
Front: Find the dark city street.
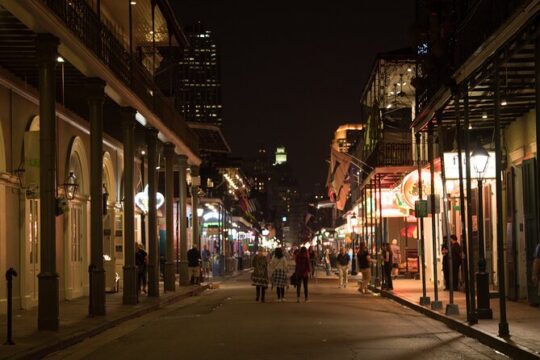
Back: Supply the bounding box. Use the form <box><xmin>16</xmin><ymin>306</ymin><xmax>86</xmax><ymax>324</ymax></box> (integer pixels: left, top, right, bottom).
<box><xmin>45</xmin><ymin>272</ymin><xmax>505</xmax><ymax>360</ymax></box>
<box><xmin>1</xmin><ymin>1</ymin><xmax>540</xmax><ymax>359</ymax></box>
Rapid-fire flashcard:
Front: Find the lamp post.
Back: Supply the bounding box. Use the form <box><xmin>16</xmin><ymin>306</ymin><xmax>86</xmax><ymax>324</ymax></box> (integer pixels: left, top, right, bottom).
<box><xmin>471</xmin><ymin>142</ymin><xmax>493</xmax><ymax>319</ymax></box>
<box><xmin>350</xmin><ymin>213</ymin><xmax>358</xmax><ymax>276</ymax></box>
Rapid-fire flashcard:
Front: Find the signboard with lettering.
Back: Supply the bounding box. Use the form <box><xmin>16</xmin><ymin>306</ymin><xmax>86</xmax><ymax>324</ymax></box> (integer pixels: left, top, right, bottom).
<box><xmin>444</xmin><ymin>152</ymin><xmax>496</xmax><ymax>180</ymax></box>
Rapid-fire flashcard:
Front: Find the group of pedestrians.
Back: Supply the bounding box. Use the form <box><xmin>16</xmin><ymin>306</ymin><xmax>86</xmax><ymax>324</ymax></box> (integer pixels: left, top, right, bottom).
<box><xmin>251</xmin><ymin>246</ymin><xmax>312</xmax><ymax>303</ymax></box>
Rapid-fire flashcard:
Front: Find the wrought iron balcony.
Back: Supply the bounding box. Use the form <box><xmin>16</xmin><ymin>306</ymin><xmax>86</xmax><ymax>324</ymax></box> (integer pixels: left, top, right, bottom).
<box><xmin>365</xmin><ymin>141</ymin><xmax>414</xmax><ymax>168</ymax></box>
<box><xmin>41</xmin><ymin>0</ymin><xmax>197</xmax><ymax>153</ymax></box>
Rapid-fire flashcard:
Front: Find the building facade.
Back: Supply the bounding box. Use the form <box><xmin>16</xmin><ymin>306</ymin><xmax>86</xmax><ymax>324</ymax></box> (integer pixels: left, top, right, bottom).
<box><xmin>0</xmin><ymin>0</ymin><xmax>201</xmax><ymax>331</ymax></box>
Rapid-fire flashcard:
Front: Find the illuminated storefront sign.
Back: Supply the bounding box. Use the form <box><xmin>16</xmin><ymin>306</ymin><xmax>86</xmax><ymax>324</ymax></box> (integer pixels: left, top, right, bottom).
<box><xmin>135</xmin><ymin>185</ymin><xmax>165</xmax><ymax>213</ymax></box>
<box><xmin>443</xmin><ymin>152</ymin><xmax>496</xmax><ymax>180</ymax></box>
<box><xmin>400</xmin><ymin>170</ymin><xmax>442</xmax><ymax>209</ymax></box>
<box><xmin>365</xmin><ymin>189</ymin><xmax>408</xmax><ymax>218</ymax></box>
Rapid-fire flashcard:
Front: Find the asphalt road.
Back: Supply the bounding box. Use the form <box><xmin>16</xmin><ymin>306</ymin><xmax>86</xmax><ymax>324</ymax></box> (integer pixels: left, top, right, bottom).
<box><xmin>46</xmin><ymin>272</ymin><xmax>507</xmax><ymax>360</ymax></box>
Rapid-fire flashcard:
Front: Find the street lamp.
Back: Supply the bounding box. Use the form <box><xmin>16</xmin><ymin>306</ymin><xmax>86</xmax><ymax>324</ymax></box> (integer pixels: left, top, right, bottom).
<box><xmin>471</xmin><ymin>142</ymin><xmax>493</xmax><ymax>319</ymax></box>
<box><xmin>350</xmin><ymin>213</ymin><xmax>358</xmax><ymax>275</ymax></box>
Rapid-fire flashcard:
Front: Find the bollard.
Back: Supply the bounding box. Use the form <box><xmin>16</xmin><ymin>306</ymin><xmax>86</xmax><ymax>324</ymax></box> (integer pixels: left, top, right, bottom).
<box><xmin>88</xmin><ymin>264</ymin><xmax>95</xmax><ymax>316</ymax></box>
<box><xmin>5</xmin><ymin>268</ymin><xmax>17</xmax><ymax>345</ymax></box>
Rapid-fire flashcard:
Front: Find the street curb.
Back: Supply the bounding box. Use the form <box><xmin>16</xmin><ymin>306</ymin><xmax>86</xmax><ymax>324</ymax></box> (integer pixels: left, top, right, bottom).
<box><xmin>9</xmin><ymin>285</ymin><xmax>209</xmax><ymax>360</ymax></box>
<box><xmin>368</xmin><ymin>285</ymin><xmax>540</xmax><ymax>360</ymax></box>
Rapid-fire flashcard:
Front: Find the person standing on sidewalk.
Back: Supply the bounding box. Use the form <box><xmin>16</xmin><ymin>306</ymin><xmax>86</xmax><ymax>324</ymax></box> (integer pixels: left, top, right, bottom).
<box><xmin>187</xmin><ymin>244</ymin><xmax>202</xmax><ymax>285</ymax></box>
<box><xmin>532</xmin><ymin>242</ymin><xmax>540</xmax><ymax>299</ymax></box>
<box><xmin>135</xmin><ymin>243</ymin><xmax>147</xmax><ymax>294</ymax></box>
<box><xmin>450</xmin><ymin>235</ymin><xmax>462</xmax><ymax>291</ymax></box>
<box><xmin>336</xmin><ymin>247</ymin><xmax>350</xmax><ymax>288</ymax></box>
<box><xmin>201</xmin><ymin>244</ymin><xmax>211</xmax><ymax>280</ymax></box>
<box><xmin>252</xmin><ymin>249</ymin><xmax>269</xmax><ymax>302</ymax></box>
<box><xmin>442</xmin><ymin>242</ymin><xmax>450</xmax><ymax>290</ymax></box>
<box><xmin>382</xmin><ymin>242</ymin><xmax>393</xmax><ymax>290</ymax></box>
<box><xmin>270</xmin><ymin>247</ymin><xmax>288</xmax><ymax>302</ymax></box>
<box><xmin>295</xmin><ymin>246</ymin><xmax>311</xmax><ymax>302</ymax></box>
<box><xmin>390</xmin><ymin>239</ymin><xmax>401</xmax><ymax>279</ymax></box>
<box><xmin>357</xmin><ymin>242</ymin><xmax>371</xmax><ymax>294</ymax></box>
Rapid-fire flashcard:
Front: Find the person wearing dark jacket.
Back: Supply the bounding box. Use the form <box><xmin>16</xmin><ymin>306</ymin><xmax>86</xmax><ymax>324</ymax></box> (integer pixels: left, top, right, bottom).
<box><xmin>295</xmin><ymin>246</ymin><xmax>311</xmax><ymax>302</ymax></box>
<box><xmin>450</xmin><ymin>235</ymin><xmax>462</xmax><ymax>291</ymax></box>
<box><xmin>187</xmin><ymin>245</ymin><xmax>201</xmax><ymax>285</ymax></box>
<box><xmin>336</xmin><ymin>247</ymin><xmax>350</xmax><ymax>288</ymax></box>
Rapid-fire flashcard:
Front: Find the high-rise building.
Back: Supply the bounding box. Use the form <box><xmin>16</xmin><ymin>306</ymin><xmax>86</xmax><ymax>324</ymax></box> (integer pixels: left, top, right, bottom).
<box><xmin>274</xmin><ymin>146</ymin><xmax>287</xmax><ymax>165</ymax></box>
<box><xmin>176</xmin><ymin>22</ymin><xmax>222</xmax><ymax>126</ymax></box>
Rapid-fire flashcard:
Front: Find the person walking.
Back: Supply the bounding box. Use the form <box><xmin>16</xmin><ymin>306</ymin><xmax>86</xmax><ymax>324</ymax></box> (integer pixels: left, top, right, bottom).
<box><xmin>270</xmin><ymin>247</ymin><xmax>288</xmax><ymax>302</ymax></box>
<box><xmin>295</xmin><ymin>246</ymin><xmax>311</xmax><ymax>302</ymax></box>
<box><xmin>135</xmin><ymin>243</ymin><xmax>147</xmax><ymax>294</ymax></box>
<box><xmin>357</xmin><ymin>242</ymin><xmax>371</xmax><ymax>294</ymax></box>
<box><xmin>324</xmin><ymin>247</ymin><xmax>331</xmax><ymax>276</ymax></box>
<box><xmin>450</xmin><ymin>235</ymin><xmax>462</xmax><ymax>291</ymax></box>
<box><xmin>382</xmin><ymin>242</ymin><xmax>393</xmax><ymax>290</ymax></box>
<box><xmin>308</xmin><ymin>246</ymin><xmax>317</xmax><ymax>277</ymax></box>
<box><xmin>187</xmin><ymin>244</ymin><xmax>201</xmax><ymax>285</ymax></box>
<box><xmin>336</xmin><ymin>247</ymin><xmax>350</xmax><ymax>288</ymax></box>
<box><xmin>390</xmin><ymin>239</ymin><xmax>401</xmax><ymax>279</ymax></box>
<box><xmin>201</xmin><ymin>244</ymin><xmax>211</xmax><ymax>280</ymax></box>
<box><xmin>252</xmin><ymin>249</ymin><xmax>269</xmax><ymax>302</ymax></box>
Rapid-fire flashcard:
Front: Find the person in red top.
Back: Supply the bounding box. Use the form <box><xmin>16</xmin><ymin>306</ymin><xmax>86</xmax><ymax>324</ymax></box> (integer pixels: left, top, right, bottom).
<box><xmin>295</xmin><ymin>246</ymin><xmax>311</xmax><ymax>302</ymax></box>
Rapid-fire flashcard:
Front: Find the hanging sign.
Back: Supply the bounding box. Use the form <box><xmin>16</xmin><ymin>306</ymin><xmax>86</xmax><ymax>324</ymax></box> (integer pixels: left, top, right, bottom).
<box><xmin>135</xmin><ymin>185</ymin><xmax>165</xmax><ymax>214</ymax></box>
<box><xmin>400</xmin><ymin>170</ymin><xmax>442</xmax><ymax>209</ymax></box>
<box><xmin>443</xmin><ymin>152</ymin><xmax>496</xmax><ymax>180</ymax></box>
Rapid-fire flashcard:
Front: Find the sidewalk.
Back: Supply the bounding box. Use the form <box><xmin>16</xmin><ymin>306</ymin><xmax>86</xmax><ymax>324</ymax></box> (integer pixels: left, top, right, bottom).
<box><xmin>0</xmin><ymin>273</ymin><xmax>237</xmax><ymax>360</ymax></box>
<box><xmin>370</xmin><ymin>278</ymin><xmax>540</xmax><ymax>359</ymax></box>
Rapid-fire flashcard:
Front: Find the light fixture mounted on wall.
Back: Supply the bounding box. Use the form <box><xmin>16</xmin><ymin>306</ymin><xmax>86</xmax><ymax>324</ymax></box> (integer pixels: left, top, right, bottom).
<box><xmin>62</xmin><ymin>171</ymin><xmax>79</xmax><ymax>201</ymax></box>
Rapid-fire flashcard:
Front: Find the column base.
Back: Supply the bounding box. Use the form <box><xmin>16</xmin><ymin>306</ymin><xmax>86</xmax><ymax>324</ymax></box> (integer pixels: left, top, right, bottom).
<box><xmin>179</xmin><ymin>260</ymin><xmax>189</xmax><ymax>286</ymax></box>
<box><xmin>90</xmin><ymin>268</ymin><xmax>106</xmax><ymax>316</ymax></box>
<box><xmin>476</xmin><ymin>271</ymin><xmax>492</xmax><ymax>319</ymax></box>
<box><xmin>147</xmin><ymin>264</ymin><xmax>159</xmax><ymax>297</ymax></box>
<box><xmin>122</xmin><ymin>265</ymin><xmax>138</xmax><ymax>305</ymax></box>
<box><xmin>498</xmin><ymin>322</ymin><xmax>510</xmax><ymax>338</ymax></box>
<box><xmin>38</xmin><ymin>272</ymin><xmax>59</xmax><ymax>331</ymax></box>
<box><xmin>477</xmin><ymin>307</ymin><xmax>493</xmax><ymax>319</ymax></box>
<box><xmin>445</xmin><ymin>303</ymin><xmax>460</xmax><ymax>316</ymax></box>
<box><xmin>419</xmin><ymin>296</ymin><xmax>431</xmax><ymax>306</ymax></box>
<box><xmin>164</xmin><ymin>261</ymin><xmax>176</xmax><ymax>292</ymax></box>
<box><xmin>431</xmin><ymin>300</ymin><xmax>443</xmax><ymax>310</ymax></box>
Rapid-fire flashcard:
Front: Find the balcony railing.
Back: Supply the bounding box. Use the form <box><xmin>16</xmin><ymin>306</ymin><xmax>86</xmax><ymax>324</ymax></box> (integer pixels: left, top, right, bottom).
<box><xmin>454</xmin><ymin>0</ymin><xmax>530</xmax><ymax>69</ymax></box>
<box><xmin>366</xmin><ymin>142</ymin><xmax>414</xmax><ymax>168</ymax></box>
<box><xmin>41</xmin><ymin>0</ymin><xmax>198</xmax><ymax>153</ymax></box>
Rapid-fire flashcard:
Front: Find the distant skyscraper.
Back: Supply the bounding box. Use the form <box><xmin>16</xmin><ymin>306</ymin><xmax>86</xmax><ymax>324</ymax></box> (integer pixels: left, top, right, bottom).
<box><xmin>275</xmin><ymin>146</ymin><xmax>287</xmax><ymax>165</ymax></box>
<box><xmin>176</xmin><ymin>22</ymin><xmax>222</xmax><ymax>125</ymax></box>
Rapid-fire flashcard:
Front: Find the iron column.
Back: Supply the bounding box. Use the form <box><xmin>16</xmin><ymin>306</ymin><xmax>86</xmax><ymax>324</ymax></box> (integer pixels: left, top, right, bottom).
<box><xmin>36</xmin><ymin>34</ymin><xmax>60</xmax><ymax>330</ymax></box>
<box><xmin>495</xmin><ymin>60</ymin><xmax>510</xmax><ymax>337</ymax></box>
<box><xmin>146</xmin><ymin>128</ymin><xmax>159</xmax><ymax>297</ymax></box>
<box><xmin>178</xmin><ymin>155</ymin><xmax>190</xmax><ymax>285</ymax></box>
<box><xmin>463</xmin><ymin>84</ymin><xmax>478</xmax><ymax>324</ymax></box>
<box><xmin>121</xmin><ymin>107</ymin><xmax>137</xmax><ymax>305</ymax></box>
<box><xmin>428</xmin><ymin>122</ymin><xmax>442</xmax><ymax>310</ymax></box>
<box><xmin>87</xmin><ymin>77</ymin><xmax>106</xmax><ymax>316</ymax></box>
<box><xmin>164</xmin><ymin>143</ymin><xmax>176</xmax><ymax>292</ymax></box>
<box><xmin>416</xmin><ymin>132</ymin><xmax>430</xmax><ymax>306</ymax></box>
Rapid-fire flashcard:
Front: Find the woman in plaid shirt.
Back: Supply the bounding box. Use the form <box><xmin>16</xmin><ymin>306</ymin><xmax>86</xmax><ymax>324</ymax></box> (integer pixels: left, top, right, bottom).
<box><xmin>270</xmin><ymin>248</ymin><xmax>289</xmax><ymax>302</ymax></box>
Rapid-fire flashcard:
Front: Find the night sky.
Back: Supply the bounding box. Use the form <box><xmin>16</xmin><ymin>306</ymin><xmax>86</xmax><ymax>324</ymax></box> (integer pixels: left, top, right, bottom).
<box><xmin>173</xmin><ymin>1</ymin><xmax>415</xmax><ymax>191</ymax></box>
